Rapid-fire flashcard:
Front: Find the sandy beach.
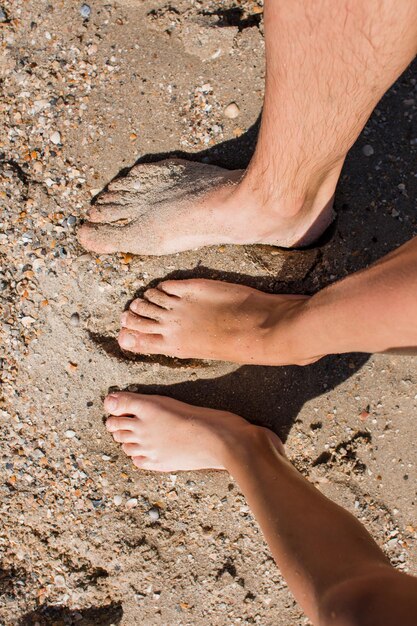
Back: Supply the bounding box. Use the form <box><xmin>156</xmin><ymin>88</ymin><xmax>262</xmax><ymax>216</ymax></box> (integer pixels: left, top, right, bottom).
<box><xmin>1</xmin><ymin>1</ymin><xmax>417</xmax><ymax>624</ymax></box>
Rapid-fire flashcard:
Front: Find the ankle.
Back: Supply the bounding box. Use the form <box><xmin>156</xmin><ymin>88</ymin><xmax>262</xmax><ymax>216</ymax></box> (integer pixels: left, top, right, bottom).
<box><xmin>236</xmin><ymin>168</ymin><xmax>312</xmax><ymax>218</ymax></box>
<box><xmin>266</xmin><ymin>296</ymin><xmax>326</xmax><ymax>365</ymax></box>
<box><xmin>219</xmin><ymin>423</ymin><xmax>287</xmax><ymax>473</ymax></box>
<box><xmin>234</xmin><ymin>156</ymin><xmax>344</xmax><ymax>245</ymax></box>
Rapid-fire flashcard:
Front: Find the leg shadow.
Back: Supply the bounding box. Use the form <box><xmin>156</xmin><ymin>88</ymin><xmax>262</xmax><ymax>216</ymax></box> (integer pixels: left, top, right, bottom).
<box><xmin>112</xmin><ymin>353</ymin><xmax>369</xmax><ymax>443</ymax></box>
<box><xmin>19</xmin><ymin>602</ymin><xmax>123</xmax><ymax>626</ymax></box>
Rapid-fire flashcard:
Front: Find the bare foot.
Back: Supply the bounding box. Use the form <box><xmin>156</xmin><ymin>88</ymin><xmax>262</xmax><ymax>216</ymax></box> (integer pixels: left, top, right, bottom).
<box><xmin>78</xmin><ymin>159</ymin><xmax>336</xmax><ymax>256</ymax></box>
<box><xmin>117</xmin><ymin>278</ymin><xmax>320</xmax><ymax>365</ymax></box>
<box><xmin>104</xmin><ymin>391</ymin><xmax>285</xmax><ymax>472</ymax></box>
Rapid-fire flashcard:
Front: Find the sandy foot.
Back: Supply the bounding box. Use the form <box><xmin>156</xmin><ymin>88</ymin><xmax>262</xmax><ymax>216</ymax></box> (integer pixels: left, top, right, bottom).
<box><xmin>78</xmin><ymin>159</ymin><xmax>246</xmax><ymax>255</ymax></box>
<box><xmin>78</xmin><ymin>159</ymin><xmax>334</xmax><ymax>255</ymax></box>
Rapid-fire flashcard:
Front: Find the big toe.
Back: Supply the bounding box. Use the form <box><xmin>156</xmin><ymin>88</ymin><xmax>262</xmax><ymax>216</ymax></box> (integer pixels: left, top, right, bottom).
<box><xmin>78</xmin><ymin>222</ymin><xmax>135</xmax><ymax>253</ymax></box>
<box><xmin>159</xmin><ymin>278</ymin><xmax>207</xmax><ymax>297</ymax></box>
<box><xmin>118</xmin><ymin>328</ymin><xmax>165</xmax><ymax>355</ymax></box>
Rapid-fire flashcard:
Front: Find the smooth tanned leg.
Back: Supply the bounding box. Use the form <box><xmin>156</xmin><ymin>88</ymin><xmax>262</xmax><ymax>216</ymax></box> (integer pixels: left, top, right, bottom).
<box><xmin>105</xmin><ymin>392</ymin><xmax>417</xmax><ymax>625</ymax></box>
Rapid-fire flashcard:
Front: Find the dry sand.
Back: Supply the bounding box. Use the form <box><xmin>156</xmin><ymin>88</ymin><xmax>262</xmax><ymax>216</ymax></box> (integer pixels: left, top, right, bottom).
<box><xmin>1</xmin><ymin>1</ymin><xmax>417</xmax><ymax>624</ymax></box>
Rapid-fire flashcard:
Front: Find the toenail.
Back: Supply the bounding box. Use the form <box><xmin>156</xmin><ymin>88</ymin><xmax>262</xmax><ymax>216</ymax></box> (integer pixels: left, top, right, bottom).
<box><xmin>106</xmin><ymin>395</ymin><xmax>118</xmax><ymax>412</ymax></box>
<box><xmin>130</xmin><ymin>300</ymin><xmax>140</xmax><ymax>313</ymax></box>
<box><xmin>120</xmin><ymin>332</ymin><xmax>136</xmax><ymax>349</ymax></box>
<box><xmin>120</xmin><ymin>311</ymin><xmax>128</xmax><ymax>325</ymax></box>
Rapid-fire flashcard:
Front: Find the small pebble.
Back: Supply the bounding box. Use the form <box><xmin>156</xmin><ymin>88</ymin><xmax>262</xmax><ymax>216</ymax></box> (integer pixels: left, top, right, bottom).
<box><xmin>21</xmin><ymin>316</ymin><xmax>36</xmax><ymax>328</ymax></box>
<box><xmin>80</xmin><ymin>3</ymin><xmax>91</xmax><ymax>18</ymax></box>
<box><xmin>126</xmin><ymin>497</ymin><xmax>138</xmax><ymax>509</ymax></box>
<box><xmin>113</xmin><ymin>495</ymin><xmax>123</xmax><ymax>506</ymax></box>
<box><xmin>70</xmin><ymin>312</ymin><xmax>80</xmax><ymax>327</ymax></box>
<box><xmin>50</xmin><ymin>131</ymin><xmax>61</xmax><ymax>145</ymax></box>
<box><xmin>224</xmin><ymin>102</ymin><xmax>240</xmax><ymax>119</ymax></box>
<box><xmin>65</xmin><ymin>430</ymin><xmax>76</xmax><ymax>438</ymax></box>
<box><xmin>32</xmin><ymin>259</ymin><xmax>44</xmax><ymax>272</ymax></box>
<box><xmin>67</xmin><ymin>215</ymin><xmax>77</xmax><ymax>226</ymax></box>
<box><xmin>362</xmin><ymin>144</ymin><xmax>374</xmax><ymax>156</ymax></box>
<box><xmin>0</xmin><ymin>8</ymin><xmax>7</xmax><ymax>22</ymax></box>
<box><xmin>147</xmin><ymin>507</ymin><xmax>160</xmax><ymax>522</ymax></box>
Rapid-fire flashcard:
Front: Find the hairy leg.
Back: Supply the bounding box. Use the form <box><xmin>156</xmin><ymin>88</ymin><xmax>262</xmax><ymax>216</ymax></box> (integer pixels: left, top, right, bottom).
<box><xmin>105</xmin><ymin>392</ymin><xmax>417</xmax><ymax>625</ymax></box>
<box><xmin>79</xmin><ymin>0</ymin><xmax>417</xmax><ymax>255</ymax></box>
<box><xmin>244</xmin><ymin>0</ymin><xmax>417</xmax><ymax>208</ymax></box>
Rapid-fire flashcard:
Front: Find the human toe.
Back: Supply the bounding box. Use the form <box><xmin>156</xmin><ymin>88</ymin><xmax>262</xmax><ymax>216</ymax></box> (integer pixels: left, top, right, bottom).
<box><xmin>88</xmin><ymin>200</ymin><xmax>135</xmax><ymax>224</ymax></box>
<box><xmin>104</xmin><ymin>392</ymin><xmax>144</xmax><ymax>417</ymax></box>
<box><xmin>132</xmin><ymin>456</ymin><xmax>152</xmax><ymax>470</ymax></box>
<box><xmin>122</xmin><ymin>443</ymin><xmax>144</xmax><ymax>456</ymax></box>
<box><xmin>118</xmin><ymin>329</ymin><xmax>164</xmax><ymax>355</ymax></box>
<box><xmin>129</xmin><ymin>299</ymin><xmax>166</xmax><ymax>320</ymax></box>
<box><xmin>120</xmin><ymin>310</ymin><xmax>161</xmax><ymax>333</ymax></box>
<box><xmin>144</xmin><ymin>287</ymin><xmax>176</xmax><ymax>309</ymax></box>
<box><xmin>111</xmin><ymin>429</ymin><xmax>138</xmax><ymax>443</ymax></box>
<box><xmin>78</xmin><ymin>222</ymin><xmax>131</xmax><ymax>253</ymax></box>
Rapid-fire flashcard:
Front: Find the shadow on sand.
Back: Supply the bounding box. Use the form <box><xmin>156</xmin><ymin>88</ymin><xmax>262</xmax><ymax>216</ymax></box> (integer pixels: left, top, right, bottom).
<box><xmin>113</xmin><ymin>353</ymin><xmax>369</xmax><ymax>443</ymax></box>
<box><xmin>19</xmin><ymin>602</ymin><xmax>123</xmax><ymax>626</ymax></box>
